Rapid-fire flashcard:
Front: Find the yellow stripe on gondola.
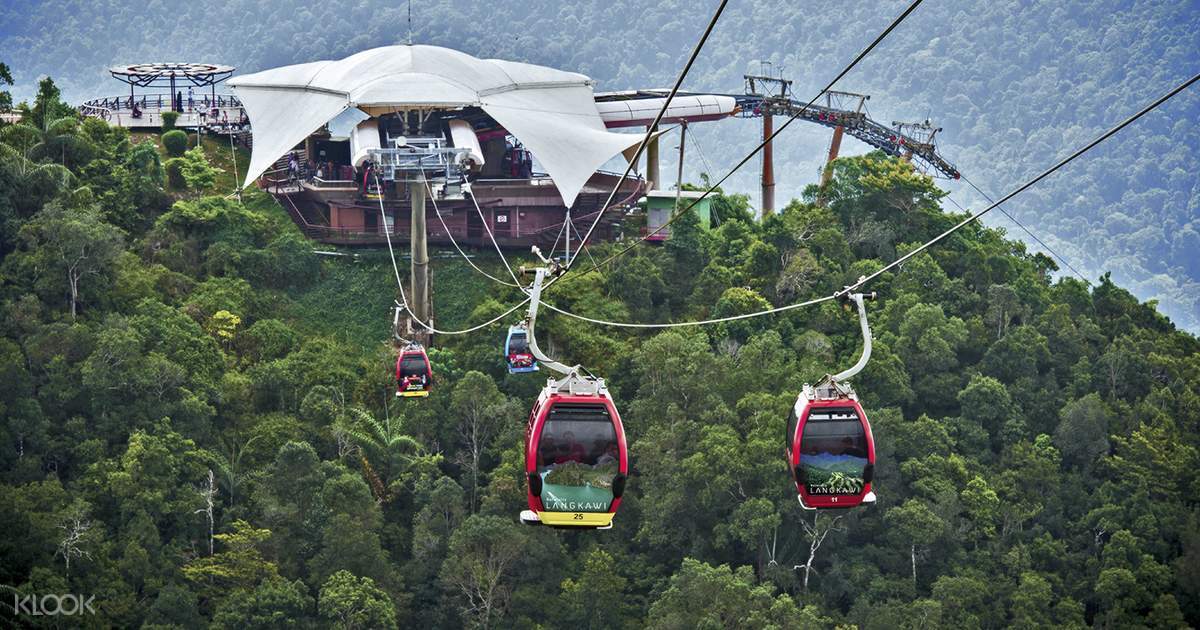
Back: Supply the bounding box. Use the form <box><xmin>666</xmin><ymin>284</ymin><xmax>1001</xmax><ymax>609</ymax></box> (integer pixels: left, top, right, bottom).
<box><xmin>537</xmin><ymin>511</ymin><xmax>615</xmax><ymax>528</ymax></box>
<box><xmin>398</xmin><ymin>390</ymin><xmax>430</xmax><ymax>398</ymax></box>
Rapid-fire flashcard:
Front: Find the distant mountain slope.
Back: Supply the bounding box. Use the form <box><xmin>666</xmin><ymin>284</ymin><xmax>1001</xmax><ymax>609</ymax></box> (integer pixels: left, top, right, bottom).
<box><xmin>3</xmin><ymin>0</ymin><xmax>1197</xmax><ymax>327</ymax></box>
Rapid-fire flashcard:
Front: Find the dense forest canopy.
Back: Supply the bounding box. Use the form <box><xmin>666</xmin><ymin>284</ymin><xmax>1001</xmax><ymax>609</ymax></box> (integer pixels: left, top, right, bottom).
<box><xmin>1</xmin><ymin>0</ymin><xmax>1198</xmax><ymax>330</ymax></box>
<box><xmin>2</xmin><ymin>72</ymin><xmax>1199</xmax><ymax>628</ymax></box>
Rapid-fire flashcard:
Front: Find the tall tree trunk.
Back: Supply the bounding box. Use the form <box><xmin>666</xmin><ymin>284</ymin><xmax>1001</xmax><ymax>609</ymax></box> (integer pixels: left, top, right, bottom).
<box><xmin>68</xmin><ymin>269</ymin><xmax>78</xmax><ymax>320</ymax></box>
<box><xmin>911</xmin><ymin>543</ymin><xmax>917</xmax><ymax>584</ymax></box>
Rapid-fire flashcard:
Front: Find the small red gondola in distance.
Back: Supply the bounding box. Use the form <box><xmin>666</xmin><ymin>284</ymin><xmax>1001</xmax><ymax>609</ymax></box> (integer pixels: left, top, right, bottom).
<box><xmin>395</xmin><ymin>343</ymin><xmax>432</xmax><ymax>398</ymax></box>
<box><xmin>523</xmin><ymin>385</ymin><xmax>628</xmax><ymax>528</ymax></box>
<box><xmin>787</xmin><ymin>387</ymin><xmax>875</xmax><ymax>508</ymax></box>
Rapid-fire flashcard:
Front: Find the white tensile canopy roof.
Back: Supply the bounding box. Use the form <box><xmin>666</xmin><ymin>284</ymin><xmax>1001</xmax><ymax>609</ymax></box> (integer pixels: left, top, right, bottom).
<box><xmin>229</xmin><ymin>44</ymin><xmax>644</xmax><ymax>206</ymax></box>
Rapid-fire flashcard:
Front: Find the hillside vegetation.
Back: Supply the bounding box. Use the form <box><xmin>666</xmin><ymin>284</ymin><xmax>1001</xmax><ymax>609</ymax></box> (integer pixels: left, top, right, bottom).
<box><xmin>2</xmin><ymin>77</ymin><xmax>1200</xmax><ymax>628</ymax></box>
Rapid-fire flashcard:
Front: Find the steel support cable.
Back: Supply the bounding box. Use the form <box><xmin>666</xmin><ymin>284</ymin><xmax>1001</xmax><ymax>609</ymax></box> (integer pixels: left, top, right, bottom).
<box><xmin>467</xmin><ymin>186</ymin><xmax>525</xmax><ymax>287</ymax></box>
<box><xmin>373</xmin><ymin>172</ymin><xmax>530</xmax><ymax>335</ymax></box>
<box><xmin>545</xmin><ymin>215</ymin><xmax>568</xmax><ymax>260</ymax></box>
<box><xmin>568</xmin><ymin>0</ymin><xmax>731</xmax><ymax>271</ymax></box>
<box><xmin>536</xmin><ymin>294</ymin><xmax>836</xmax><ymax>328</ymax></box>
<box><xmin>941</xmin><ymin>193</ymin><xmax>1088</xmax><ymax>285</ymax></box>
<box><xmin>503</xmin><ymin>71</ymin><xmax>1200</xmax><ymax>330</ymax></box>
<box><xmin>957</xmin><ymin>174</ymin><xmax>1091</xmax><ymax>285</ymax></box>
<box><xmin>374</xmin><ymin>172</ymin><xmax>416</xmax><ymax>320</ymax></box>
<box><xmin>566</xmin><ymin>0</ymin><xmax>926</xmax><ymax>279</ymax></box>
<box><xmin>569</xmin><ymin>216</ymin><xmax>601</xmax><ymax>271</ymax></box>
<box><xmin>840</xmin><ymin>71</ymin><xmax>1200</xmax><ymax>298</ymax></box>
<box><xmin>421</xmin><ymin>172</ymin><xmax>521</xmax><ymax>287</ymax></box>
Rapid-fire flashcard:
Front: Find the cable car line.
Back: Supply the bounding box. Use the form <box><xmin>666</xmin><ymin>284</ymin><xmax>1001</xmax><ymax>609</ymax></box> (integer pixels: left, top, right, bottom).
<box><xmin>376</xmin><ymin>43</ymin><xmax>1196</xmax><ymax>339</ymax></box>
<box><xmin>467</xmin><ymin>182</ymin><xmax>525</xmax><ymax>287</ymax></box>
<box><xmin>440</xmin><ymin>72</ymin><xmax>1199</xmax><ymax>332</ymax></box>
<box><xmin>537</xmin><ymin>293</ymin><xmax>836</xmax><ymax>328</ymax></box>
<box><xmin>548</xmin><ymin>71</ymin><xmax>1200</xmax><ymax>327</ymax></box>
<box><xmin>564</xmin><ymin>0</ymin><xmax>926</xmax><ymax>281</ymax></box>
<box><xmin>568</xmin><ymin>0</ymin><xmax>731</xmax><ymax>271</ymax></box>
<box><xmin>941</xmin><ymin>193</ymin><xmax>1087</xmax><ymax>285</ymax></box>
<box><xmin>957</xmin><ymin>174</ymin><xmax>1091</xmax><ymax>285</ymax></box>
<box><xmin>373</xmin><ymin>171</ymin><xmax>530</xmax><ymax>336</ymax></box>
<box><xmin>422</xmin><ymin>171</ymin><xmax>520</xmax><ymax>288</ymax></box>
<box><xmin>414</xmin><ymin>0</ymin><xmax>930</xmax><ymax>328</ymax></box>
<box><xmin>838</xmin><ymin>70</ymin><xmax>1200</xmax><ymax>298</ymax></box>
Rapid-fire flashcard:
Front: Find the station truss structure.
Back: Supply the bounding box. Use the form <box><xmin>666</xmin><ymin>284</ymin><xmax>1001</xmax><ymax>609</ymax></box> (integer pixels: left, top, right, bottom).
<box><xmin>736</xmin><ymin>71</ymin><xmax>961</xmax><ymax>180</ymax></box>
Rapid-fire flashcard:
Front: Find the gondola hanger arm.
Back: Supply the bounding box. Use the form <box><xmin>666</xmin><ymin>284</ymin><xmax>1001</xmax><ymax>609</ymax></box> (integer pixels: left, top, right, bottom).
<box><xmin>523</xmin><ymin>263</ymin><xmax>575</xmax><ymax>377</ymax></box>
<box><xmin>829</xmin><ymin>291</ymin><xmax>875</xmax><ymax>384</ymax></box>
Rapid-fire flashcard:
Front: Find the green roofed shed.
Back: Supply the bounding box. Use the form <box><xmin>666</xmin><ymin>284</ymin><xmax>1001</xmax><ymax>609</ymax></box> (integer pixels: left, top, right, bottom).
<box><xmin>643</xmin><ymin>189</ymin><xmax>712</xmax><ymax>241</ymax></box>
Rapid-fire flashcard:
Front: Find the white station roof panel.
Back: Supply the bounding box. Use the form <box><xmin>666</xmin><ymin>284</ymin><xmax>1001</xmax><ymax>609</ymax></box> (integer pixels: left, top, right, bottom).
<box><xmin>229</xmin><ymin>45</ymin><xmax>635</xmax><ymax>204</ymax></box>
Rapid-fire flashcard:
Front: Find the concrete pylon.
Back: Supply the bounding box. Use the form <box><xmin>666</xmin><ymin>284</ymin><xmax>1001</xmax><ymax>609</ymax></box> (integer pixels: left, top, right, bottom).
<box><xmin>409</xmin><ymin>181</ymin><xmax>430</xmax><ymax>344</ymax></box>
<box><xmin>761</xmin><ymin>113</ymin><xmax>775</xmax><ymax>218</ymax></box>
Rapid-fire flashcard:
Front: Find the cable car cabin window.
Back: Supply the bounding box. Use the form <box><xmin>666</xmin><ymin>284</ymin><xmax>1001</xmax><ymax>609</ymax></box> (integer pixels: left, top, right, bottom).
<box><xmin>798</xmin><ymin>407</ymin><xmax>869</xmax><ymax>496</ymax></box>
<box><xmin>400</xmin><ymin>356</ymin><xmax>427</xmax><ymax>377</ymax></box>
<box><xmin>536</xmin><ymin>403</ymin><xmax>618</xmax><ymax>513</ymax></box>
<box><xmin>786</xmin><ymin>406</ymin><xmax>799</xmax><ymax>455</ymax></box>
<box><xmin>509</xmin><ymin>333</ymin><xmax>529</xmax><ymax>355</ymax></box>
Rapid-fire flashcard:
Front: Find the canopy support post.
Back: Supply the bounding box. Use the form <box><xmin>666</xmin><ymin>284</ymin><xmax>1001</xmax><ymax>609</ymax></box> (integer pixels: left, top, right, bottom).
<box><xmin>646</xmin><ymin>124</ymin><xmax>660</xmax><ymax>190</ymax></box>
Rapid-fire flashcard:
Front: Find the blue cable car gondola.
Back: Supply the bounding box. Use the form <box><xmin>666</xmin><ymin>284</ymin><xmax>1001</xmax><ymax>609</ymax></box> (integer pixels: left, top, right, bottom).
<box><xmin>505</xmin><ymin>324</ymin><xmax>538</xmax><ymax>373</ymax></box>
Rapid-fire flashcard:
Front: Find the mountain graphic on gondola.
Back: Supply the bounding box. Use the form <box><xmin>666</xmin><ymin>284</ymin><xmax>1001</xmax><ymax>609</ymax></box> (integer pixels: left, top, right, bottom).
<box><xmin>800</xmin><ymin>453</ymin><xmax>868</xmax><ymax>474</ymax></box>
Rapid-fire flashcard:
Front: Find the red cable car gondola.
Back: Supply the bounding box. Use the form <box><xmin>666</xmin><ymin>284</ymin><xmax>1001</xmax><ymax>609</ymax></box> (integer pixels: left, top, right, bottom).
<box><xmin>787</xmin><ymin>384</ymin><xmax>875</xmax><ymax>508</ymax></box>
<box><xmin>786</xmin><ymin>292</ymin><xmax>878</xmax><ymax>509</ymax></box>
<box><xmin>517</xmin><ymin>262</ymin><xmax>628</xmax><ymax>529</ymax></box>
<box><xmin>521</xmin><ymin>382</ymin><xmax>628</xmax><ymax>529</ymax></box>
<box><xmin>395</xmin><ymin>343</ymin><xmax>432</xmax><ymax>398</ymax></box>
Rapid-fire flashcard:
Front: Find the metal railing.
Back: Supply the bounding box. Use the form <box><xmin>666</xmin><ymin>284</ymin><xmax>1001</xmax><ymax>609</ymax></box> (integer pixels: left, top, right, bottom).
<box><xmin>80</xmin><ymin>92</ymin><xmax>242</xmax><ymax>114</ymax></box>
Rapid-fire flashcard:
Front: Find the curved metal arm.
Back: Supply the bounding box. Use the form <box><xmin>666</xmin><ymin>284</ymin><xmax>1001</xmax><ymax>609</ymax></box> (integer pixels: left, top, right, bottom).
<box><xmin>525</xmin><ymin>267</ymin><xmax>574</xmax><ymax>376</ymax></box>
<box><xmin>832</xmin><ymin>292</ymin><xmax>873</xmax><ymax>383</ymax></box>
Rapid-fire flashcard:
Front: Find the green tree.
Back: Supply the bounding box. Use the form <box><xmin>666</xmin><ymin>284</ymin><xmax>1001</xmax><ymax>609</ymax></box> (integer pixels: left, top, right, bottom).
<box><xmin>957</xmin><ymin>374</ymin><xmax>1018</xmax><ymax>451</ymax></box>
<box><xmin>21</xmin><ymin>76</ymin><xmax>74</xmax><ymax>130</ymax></box>
<box><xmin>161</xmin><ymin>129</ymin><xmax>188</xmax><ymax>157</ymax></box>
<box><xmin>439</xmin><ymin>515</ymin><xmax>530</xmax><ymax>629</ymax></box>
<box><xmin>1053</xmin><ymin>393</ymin><xmax>1113</xmax><ymax>471</ymax></box>
<box><xmin>645</xmin><ymin>558</ymin><xmax>813</xmax><ymax>630</ymax></box>
<box><xmin>450</xmin><ymin>371</ymin><xmax>515</xmax><ymax>512</ymax></box>
<box><xmin>211</xmin><ymin>576</ymin><xmax>313</xmax><ymax>629</ymax></box>
<box><xmin>334</xmin><ymin>406</ymin><xmax>423</xmax><ymax>503</ymax></box>
<box><xmin>318</xmin><ymin>570</ymin><xmax>399</xmax><ymax>630</ymax></box>
<box><xmin>559</xmin><ymin>549</ymin><xmax>636</xmax><ymax>630</ymax></box>
<box><xmin>886</xmin><ymin>499</ymin><xmax>945</xmax><ymax>585</ymax></box>
<box><xmin>1009</xmin><ymin>571</ymin><xmax>1054</xmax><ymax>630</ymax></box>
<box><xmin>0</xmin><ymin>61</ymin><xmax>13</xmax><ymax>113</ymax></box>
<box><xmin>182</xmin><ymin>520</ymin><xmax>279</xmax><ymax>598</ymax></box>
<box><xmin>9</xmin><ymin>201</ymin><xmax>123</xmax><ymax>319</ymax></box>
<box><xmin>179</xmin><ymin>146</ymin><xmax>220</xmax><ymax>196</ymax></box>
